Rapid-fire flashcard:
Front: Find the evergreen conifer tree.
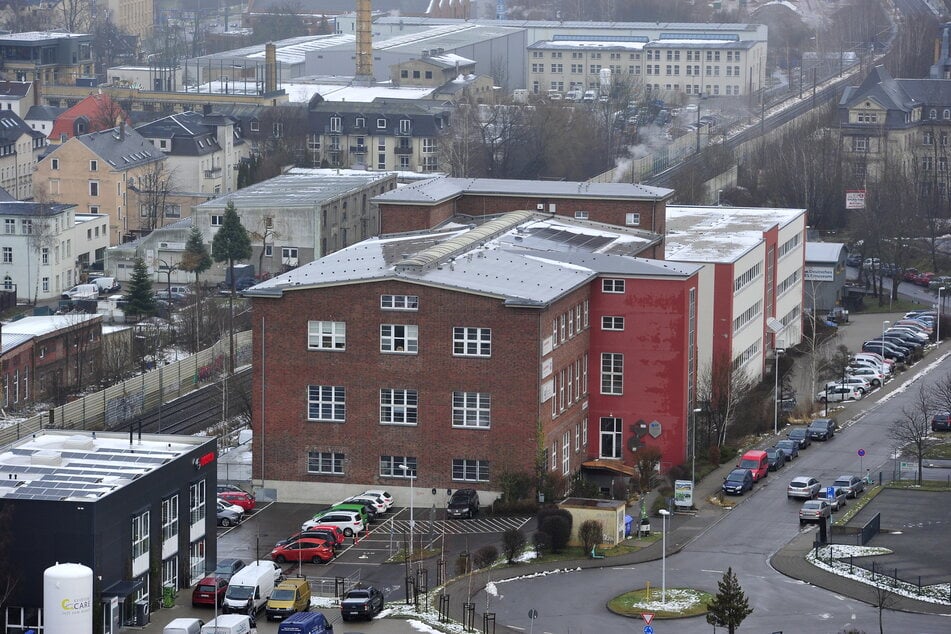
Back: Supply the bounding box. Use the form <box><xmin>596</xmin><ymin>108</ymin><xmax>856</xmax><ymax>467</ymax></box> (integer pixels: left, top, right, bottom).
<box><xmin>124</xmin><ymin>257</ymin><xmax>156</xmax><ymax>317</ymax></box>
<box><xmin>706</xmin><ymin>567</ymin><xmax>753</xmax><ymax>634</ymax></box>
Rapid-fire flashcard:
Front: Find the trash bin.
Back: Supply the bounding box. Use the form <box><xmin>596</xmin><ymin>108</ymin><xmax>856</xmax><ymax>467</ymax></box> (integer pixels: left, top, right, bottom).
<box><xmin>624</xmin><ymin>515</ymin><xmax>633</xmax><ymax>537</ymax></box>
<box><xmin>639</xmin><ymin>518</ymin><xmax>651</xmax><ymax>537</ymax></box>
<box><xmin>134</xmin><ymin>599</ymin><xmax>149</xmax><ymax>626</ymax></box>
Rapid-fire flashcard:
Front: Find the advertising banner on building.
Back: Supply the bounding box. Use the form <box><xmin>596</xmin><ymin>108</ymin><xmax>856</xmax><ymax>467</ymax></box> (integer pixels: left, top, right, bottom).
<box><xmin>674</xmin><ymin>479</ymin><xmax>693</xmax><ymax>508</ymax></box>
<box><xmin>845</xmin><ymin>190</ymin><xmax>866</xmax><ymax>209</ymax></box>
<box><xmin>804</xmin><ymin>266</ymin><xmax>835</xmax><ymax>282</ymax></box>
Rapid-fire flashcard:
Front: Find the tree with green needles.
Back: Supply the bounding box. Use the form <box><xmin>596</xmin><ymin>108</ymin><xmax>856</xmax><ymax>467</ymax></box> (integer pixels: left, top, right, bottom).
<box><xmin>211</xmin><ymin>201</ymin><xmax>252</xmax><ymax>373</ymax></box>
<box><xmin>181</xmin><ymin>226</ymin><xmax>212</xmax><ymax>285</ymax></box>
<box><xmin>124</xmin><ymin>257</ymin><xmax>156</xmax><ymax>319</ymax></box>
<box><xmin>706</xmin><ymin>567</ymin><xmax>753</xmax><ymax>634</ymax></box>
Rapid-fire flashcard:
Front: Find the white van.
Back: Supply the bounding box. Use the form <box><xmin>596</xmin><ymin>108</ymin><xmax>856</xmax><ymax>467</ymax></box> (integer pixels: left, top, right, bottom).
<box><xmin>223</xmin><ymin>560</ymin><xmax>276</xmax><ymax>614</ymax></box>
<box><xmin>164</xmin><ymin>618</ymin><xmax>204</xmax><ymax>634</ymax></box>
<box><xmin>61</xmin><ymin>283</ymin><xmax>99</xmax><ymax>301</ymax></box>
<box><xmin>201</xmin><ymin>614</ymin><xmax>254</xmax><ymax>634</ymax></box>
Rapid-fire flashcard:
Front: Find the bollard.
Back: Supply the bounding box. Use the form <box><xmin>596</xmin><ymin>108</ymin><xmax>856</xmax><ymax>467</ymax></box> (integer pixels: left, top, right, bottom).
<box><xmin>439</xmin><ymin>593</ymin><xmax>451</xmax><ymax>623</ymax></box>
<box><xmin>405</xmin><ymin>576</ymin><xmax>414</xmax><ymax>605</ymax></box>
<box><xmin>850</xmin><ymin>555</ymin><xmax>853</xmax><ymax>574</ymax></box>
<box><xmin>463</xmin><ymin>602</ymin><xmax>476</xmax><ymax>631</ymax></box>
<box><xmin>483</xmin><ymin>612</ymin><xmax>496</xmax><ymax>634</ymax></box>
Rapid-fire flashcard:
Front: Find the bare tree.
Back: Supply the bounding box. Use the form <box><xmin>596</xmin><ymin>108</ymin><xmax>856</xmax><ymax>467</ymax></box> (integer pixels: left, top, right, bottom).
<box><xmin>890</xmin><ymin>384</ymin><xmax>935</xmax><ymax>484</ymax></box>
<box><xmin>872</xmin><ymin>581</ymin><xmax>899</xmax><ymax>634</ymax></box>
<box><xmin>696</xmin><ymin>351</ymin><xmax>755</xmax><ymax>447</ymax></box>
<box><xmin>132</xmin><ymin>161</ymin><xmax>175</xmax><ymax>233</ymax></box>
<box><xmin>58</xmin><ymin>0</ymin><xmax>90</xmax><ymax>32</ymax></box>
<box><xmin>26</xmin><ymin>202</ymin><xmax>59</xmax><ymax>305</ymax></box>
<box><xmin>98</xmin><ymin>330</ymin><xmax>135</xmax><ymax>386</ymax></box>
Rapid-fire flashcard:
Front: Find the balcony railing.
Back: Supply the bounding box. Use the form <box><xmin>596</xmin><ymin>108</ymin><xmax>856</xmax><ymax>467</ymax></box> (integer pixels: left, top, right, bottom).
<box><xmin>203</xmin><ymin>167</ymin><xmax>222</xmax><ymax>178</ymax></box>
<box><xmin>394</xmin><ymin>146</ymin><xmax>413</xmax><ymax>155</ymax></box>
<box><xmin>350</xmin><ymin>145</ymin><xmax>367</xmax><ymax>154</ymax></box>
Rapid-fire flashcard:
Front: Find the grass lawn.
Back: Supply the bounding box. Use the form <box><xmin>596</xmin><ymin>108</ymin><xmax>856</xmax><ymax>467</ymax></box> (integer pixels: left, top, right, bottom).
<box><xmin>887</xmin><ymin>479</ymin><xmax>951</xmax><ymax>492</ymax></box>
<box><xmin>853</xmin><ymin>298</ymin><xmax>929</xmax><ymax>314</ymax></box>
<box><xmin>527</xmin><ymin>534</ymin><xmax>661</xmax><ymax>565</ymax></box>
<box><xmin>924</xmin><ymin>441</ymin><xmax>951</xmax><ymax>460</ymax></box>
<box><xmin>607</xmin><ymin>587</ymin><xmax>713</xmax><ymax>618</ymax></box>
<box><xmin>833</xmin><ymin>485</ymin><xmax>882</xmax><ymax>526</ymax></box>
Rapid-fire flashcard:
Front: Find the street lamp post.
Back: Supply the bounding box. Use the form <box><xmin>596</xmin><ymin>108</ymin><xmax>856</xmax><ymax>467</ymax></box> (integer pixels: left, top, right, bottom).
<box><xmin>156</xmin><ymin>258</ymin><xmax>174</xmax><ymax>297</ymax></box>
<box><xmin>938</xmin><ymin>287</ymin><xmax>946</xmax><ymax>344</ymax></box>
<box><xmin>690</xmin><ymin>406</ymin><xmax>702</xmax><ymax>486</ymax></box>
<box><xmin>882</xmin><ymin>320</ymin><xmax>889</xmax><ymax>343</ymax></box>
<box><xmin>399</xmin><ymin>464</ymin><xmax>416</xmax><ymax>561</ymax></box>
<box><xmin>773</xmin><ymin>341</ymin><xmax>784</xmax><ymax>435</ymax></box>
<box><xmin>658</xmin><ymin>508</ymin><xmax>670</xmax><ymax>604</ymax></box>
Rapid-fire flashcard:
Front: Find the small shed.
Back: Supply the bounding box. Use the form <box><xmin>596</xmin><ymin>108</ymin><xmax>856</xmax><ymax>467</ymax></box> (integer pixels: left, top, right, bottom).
<box><xmin>804</xmin><ymin>242</ymin><xmax>847</xmax><ymax>312</ymax></box>
<box><xmin>558</xmin><ymin>497</ymin><xmax>627</xmax><ymax>546</ymax></box>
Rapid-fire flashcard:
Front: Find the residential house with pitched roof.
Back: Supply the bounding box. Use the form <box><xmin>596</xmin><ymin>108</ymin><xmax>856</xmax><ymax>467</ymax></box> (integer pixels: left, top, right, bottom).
<box><xmin>0</xmin><ymin>110</ymin><xmax>46</xmax><ymax>200</ymax></box>
<box><xmin>33</xmin><ymin>125</ymin><xmax>166</xmax><ymax>244</ymax></box>
<box><xmin>0</xmin><ymin>81</ymin><xmax>35</xmax><ymax>118</ymax></box>
<box><xmin>47</xmin><ymin>93</ymin><xmax>130</xmax><ymax>145</ymax></box>
<box><xmin>134</xmin><ymin>109</ymin><xmax>248</xmax><ymax>195</ymax></box>
<box><xmin>0</xmin><ymin>32</ymin><xmax>93</xmax><ymax>86</ymax></box>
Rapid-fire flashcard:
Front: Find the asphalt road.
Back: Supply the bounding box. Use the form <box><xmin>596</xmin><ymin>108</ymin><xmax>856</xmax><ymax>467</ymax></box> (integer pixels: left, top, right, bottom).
<box><xmin>481</xmin><ymin>350</ymin><xmax>951</xmax><ymax>634</ymax></box>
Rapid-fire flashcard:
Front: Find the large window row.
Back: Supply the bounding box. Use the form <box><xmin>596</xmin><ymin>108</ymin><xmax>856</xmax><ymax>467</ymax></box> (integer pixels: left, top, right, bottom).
<box><xmin>778</xmin><ymin>231</ymin><xmax>802</xmax><ymax>258</ymax></box>
<box><xmin>732</xmin><ymin>300</ymin><xmax>762</xmax><ymax>334</ymax></box>
<box><xmin>600</xmin><ymin>353</ymin><xmax>623</xmax><ymax>395</ymax></box>
<box><xmin>308</xmin><ymin>386</ymin><xmax>492</xmax><ymax>427</ymax></box>
<box><xmin>304</xmin><ymin>452</ymin><xmax>491</xmax><ymax>482</ymax></box>
<box><xmin>306</xmin><ymin>320</ymin><xmax>492</xmax><ymax>357</ymax></box>
<box><xmin>551</xmin><ymin>354</ymin><xmax>588</xmax><ymax>417</ymax></box>
<box><xmin>552</xmin><ymin>300</ymin><xmax>589</xmax><ymax>348</ymax></box>
<box><xmin>733</xmin><ymin>262</ymin><xmax>762</xmax><ymax>293</ymax></box>
<box><xmin>732</xmin><ymin>338</ymin><xmax>762</xmax><ymax>371</ymax></box>
<box><xmin>777</xmin><ymin>270</ymin><xmax>800</xmax><ymax>295</ymax></box>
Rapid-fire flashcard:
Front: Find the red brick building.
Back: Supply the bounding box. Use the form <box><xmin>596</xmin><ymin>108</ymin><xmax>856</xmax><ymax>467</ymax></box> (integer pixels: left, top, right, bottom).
<box><xmin>373</xmin><ymin>177</ymin><xmax>674</xmax><ymax>260</ymax></box>
<box><xmin>248</xmin><ymin>210</ymin><xmax>700</xmax><ymax>503</ymax></box>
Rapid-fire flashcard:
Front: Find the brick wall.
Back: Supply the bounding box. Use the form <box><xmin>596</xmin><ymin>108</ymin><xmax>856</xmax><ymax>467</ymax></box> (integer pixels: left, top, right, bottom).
<box><xmin>378</xmin><ymin>199</ymin><xmax>456</xmax><ymax>234</ymax></box>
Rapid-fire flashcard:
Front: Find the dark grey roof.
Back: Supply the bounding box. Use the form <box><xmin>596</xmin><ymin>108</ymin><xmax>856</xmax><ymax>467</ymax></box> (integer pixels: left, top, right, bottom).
<box><xmin>0</xmin><ymin>81</ymin><xmax>31</xmax><ymax>98</ymax></box>
<box><xmin>374</xmin><ymin>176</ymin><xmax>673</xmax><ymax>205</ymax></box>
<box><xmin>67</xmin><ymin>125</ymin><xmax>165</xmax><ymax>169</ymax></box>
<box><xmin>25</xmin><ymin>105</ymin><xmax>65</xmax><ymax>121</ymax></box>
<box><xmin>840</xmin><ymin>65</ymin><xmax>918</xmax><ymax>111</ymax></box>
<box><xmin>0</xmin><ymin>187</ymin><xmax>16</xmax><ymax>202</ymax></box>
<box><xmin>0</xmin><ymin>110</ymin><xmax>44</xmax><ymax>144</ymax></box>
<box><xmin>0</xmin><ymin>201</ymin><xmax>73</xmax><ymax>216</ymax></box>
<box><xmin>135</xmin><ymin>111</ymin><xmax>232</xmax><ymax>157</ymax></box>
<box><xmin>309</xmin><ymin>101</ymin><xmax>450</xmax><ymax>137</ymax></box>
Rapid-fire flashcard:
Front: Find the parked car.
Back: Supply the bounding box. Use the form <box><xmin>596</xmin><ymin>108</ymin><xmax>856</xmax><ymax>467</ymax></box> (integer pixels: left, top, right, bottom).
<box><xmin>340</xmin><ymin>585</ymin><xmax>385</xmax><ymax>621</ymax></box>
<box><xmin>862</xmin><ymin>257</ymin><xmax>881</xmax><ymax>270</ymax></box>
<box><xmin>765</xmin><ymin>447</ymin><xmax>786</xmax><ymax>471</ymax></box>
<box><xmin>787</xmin><ymin>476</ymin><xmax>821</xmax><ymax>499</ymax></box>
<box><xmin>846</xmin><ymin>253</ymin><xmax>863</xmax><ymax>267</ymax></box>
<box><xmin>933</xmin><ymin>412</ymin><xmax>951</xmax><ymax>431</ymax></box>
<box><xmin>192</xmin><ymin>575</ymin><xmax>229</xmax><ymax>607</ymax></box>
<box><xmin>342</xmin><ymin>495</ymin><xmax>387</xmax><ymax>515</ymax></box>
<box><xmin>447</xmin><ymin>488</ymin><xmax>480</xmax><ymax>519</ymax></box>
<box><xmin>799</xmin><ymin>499</ymin><xmax>832</xmax><ymax>524</ymax></box>
<box><xmin>846</xmin><ymin>366</ymin><xmax>886</xmax><ymax>387</ymax></box>
<box><xmin>816</xmin><ymin>385</ymin><xmax>863</xmax><ymax>403</ymax></box>
<box><xmin>218</xmin><ymin>489</ymin><xmax>256</xmax><ymax>512</ymax></box>
<box><xmin>265</xmin><ymin>577</ymin><xmax>312</xmax><ymax>621</ymax></box>
<box><xmin>787</xmin><ymin>427</ymin><xmax>812</xmax><ymax>449</ymax></box>
<box><xmin>218</xmin><ymin>483</ymin><xmax>250</xmax><ymax>495</ymax></box>
<box><xmin>832</xmin><ymin>474</ymin><xmax>866</xmax><ymax>498</ymax></box>
<box><xmin>269</xmin><ymin>538</ymin><xmax>334</xmax><ymax>564</ymax></box>
<box><xmin>825</xmin><ymin>376</ymin><xmax>872</xmax><ymax>395</ymax></box>
<box><xmin>362</xmin><ymin>489</ymin><xmax>394</xmax><ymax>510</ymax></box>
<box><xmin>153</xmin><ymin>289</ymin><xmax>189</xmax><ymax>303</ymax></box>
<box><xmin>302</xmin><ymin>510</ymin><xmax>365</xmax><ymax>536</ymax></box>
<box><xmin>276</xmin><ymin>526</ymin><xmax>346</xmax><ymax>549</ymax></box>
<box><xmin>903</xmin><ymin>267</ymin><xmax>921</xmax><ymax>281</ymax></box>
<box><xmin>217</xmin><ymin>498</ymin><xmax>245</xmax><ymax>518</ymax></box>
<box><xmin>861</xmin><ymin>341</ymin><xmax>907</xmax><ymax>363</ymax></box>
<box><xmin>807</xmin><ymin>418</ymin><xmax>838</xmax><ymax>440</ymax></box>
<box><xmin>915</xmin><ymin>272</ymin><xmax>936</xmax><ymax>287</ymax></box>
<box><xmin>216</xmin><ymin>504</ymin><xmax>243</xmax><ymax>527</ymax></box>
<box><xmin>214</xmin><ymin>558</ymin><xmax>247</xmax><ymax>582</ymax></box>
<box><xmin>775</xmin><ymin>439</ymin><xmax>799</xmax><ymax>461</ymax></box>
<box><xmin>722</xmin><ymin>468</ymin><xmax>754</xmax><ymax>495</ymax></box>
<box><xmin>737</xmin><ymin>450</ymin><xmax>769</xmax><ymax>481</ymax></box>
<box><xmin>817</xmin><ymin>486</ymin><xmax>848</xmax><ymax>511</ymax></box>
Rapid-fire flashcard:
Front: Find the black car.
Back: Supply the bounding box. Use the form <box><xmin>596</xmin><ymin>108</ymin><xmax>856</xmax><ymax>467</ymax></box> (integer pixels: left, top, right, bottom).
<box><xmin>808</xmin><ymin>418</ymin><xmax>837</xmax><ymax>441</ymax></box>
<box><xmin>722</xmin><ymin>468</ymin><xmax>754</xmax><ymax>495</ymax></box>
<box><xmin>214</xmin><ymin>558</ymin><xmax>246</xmax><ymax>582</ymax></box>
<box><xmin>787</xmin><ymin>427</ymin><xmax>812</xmax><ymax>449</ymax></box>
<box><xmin>775</xmin><ymin>439</ymin><xmax>799</xmax><ymax>461</ymax></box>
<box><xmin>447</xmin><ymin>488</ymin><xmax>480</xmax><ymax>519</ymax></box>
<box><xmin>765</xmin><ymin>447</ymin><xmax>786</xmax><ymax>471</ymax></box>
<box><xmin>933</xmin><ymin>412</ymin><xmax>951</xmax><ymax>432</ymax></box>
<box><xmin>340</xmin><ymin>585</ymin><xmax>384</xmax><ymax>621</ymax></box>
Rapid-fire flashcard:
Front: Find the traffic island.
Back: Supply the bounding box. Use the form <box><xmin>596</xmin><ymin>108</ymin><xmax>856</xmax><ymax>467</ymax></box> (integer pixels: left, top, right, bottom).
<box><xmin>606</xmin><ymin>587</ymin><xmax>712</xmax><ymax>619</ymax></box>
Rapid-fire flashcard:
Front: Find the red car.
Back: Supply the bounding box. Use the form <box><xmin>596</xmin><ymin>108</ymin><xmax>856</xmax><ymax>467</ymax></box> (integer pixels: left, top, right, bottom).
<box><xmin>191</xmin><ymin>575</ymin><xmax>228</xmax><ymax>607</ymax></box>
<box><xmin>270</xmin><ymin>538</ymin><xmax>334</xmax><ymax>564</ymax></box>
<box><xmin>281</xmin><ymin>525</ymin><xmax>346</xmax><ymax>547</ymax></box>
<box><xmin>915</xmin><ymin>272</ymin><xmax>936</xmax><ymax>287</ymax></box>
<box><xmin>218</xmin><ymin>490</ymin><xmax>255</xmax><ymax>512</ymax></box>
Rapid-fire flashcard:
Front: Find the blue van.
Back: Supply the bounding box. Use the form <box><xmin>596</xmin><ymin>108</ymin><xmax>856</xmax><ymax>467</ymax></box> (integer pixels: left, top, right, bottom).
<box><xmin>276</xmin><ymin>612</ymin><xmax>333</xmax><ymax>634</ymax></box>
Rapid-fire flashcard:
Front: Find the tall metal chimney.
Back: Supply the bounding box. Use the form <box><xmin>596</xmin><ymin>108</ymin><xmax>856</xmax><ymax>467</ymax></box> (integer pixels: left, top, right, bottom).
<box><xmin>355</xmin><ymin>0</ymin><xmax>375</xmax><ymax>85</ymax></box>
<box><xmin>265</xmin><ymin>42</ymin><xmax>278</xmax><ymax>93</ymax></box>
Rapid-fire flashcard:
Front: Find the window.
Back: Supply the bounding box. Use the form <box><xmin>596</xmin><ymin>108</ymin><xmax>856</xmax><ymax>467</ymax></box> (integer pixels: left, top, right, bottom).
<box><xmin>778</xmin><ymin>232</ymin><xmax>802</xmax><ymax>257</ymax></box>
<box><xmin>380</xmin><ymin>388</ymin><xmax>418</xmax><ymax>425</ymax></box>
<box><xmin>131</xmin><ymin>510</ymin><xmax>150</xmax><ymax>560</ymax></box>
<box><xmin>307</xmin><ymin>451</ymin><xmax>344</xmax><ymax>474</ymax></box>
<box><xmin>422</xmin><ymin>137</ymin><xmax>436</xmax><ymax>153</ymax></box>
<box><xmin>453</xmin><ymin>327</ymin><xmax>491</xmax><ymax>357</ymax></box>
<box><xmin>452</xmin><ymin>392</ymin><xmax>490</xmax><ymax>428</ymax></box>
<box><xmin>381</xmin><ymin>294</ymin><xmax>419</xmax><ymax>310</ymax></box>
<box><xmin>380</xmin><ymin>324</ymin><xmax>418</xmax><ymax>353</ymax></box>
<box><xmin>625</xmin><ymin>213</ymin><xmax>640</xmax><ymax>226</ymax></box>
<box><xmin>272</xmin><ymin>122</ymin><xmax>283</xmax><ymax>137</ymax></box>
<box><xmin>381</xmin><ymin>455</ymin><xmax>416</xmax><ymax>477</ymax></box>
<box><xmin>602</xmin><ymin>316</ymin><xmax>624</xmax><ymax>330</ymax></box>
<box><xmin>600</xmin><ymin>353</ymin><xmax>623</xmax><ymax>395</ymax></box>
<box><xmin>2</xmin><ymin>247</ymin><xmax>11</xmax><ymax>263</ymax></box>
<box><xmin>733</xmin><ymin>262</ymin><xmax>762</xmax><ymax>293</ymax></box>
<box><xmin>853</xmin><ymin>137</ymin><xmax>868</xmax><ymax>152</ymax></box>
<box><xmin>41</xmin><ymin>247</ymin><xmax>49</xmax><ymax>265</ymax></box>
<box><xmin>42</xmin><ymin>277</ymin><xmax>49</xmax><ymax>292</ymax></box>
<box><xmin>732</xmin><ymin>300</ymin><xmax>762</xmax><ymax>333</ymax></box>
<box><xmin>377</xmin><ymin>118</ymin><xmax>387</xmax><ymax>129</ymax></box>
<box><xmin>211</xmin><ymin>215</ymin><xmax>223</xmax><ymax>226</ymax></box>
<box><xmin>330</xmin><ymin>116</ymin><xmax>341</xmax><ymax>132</ymax></box>
<box><xmin>89</xmin><ymin>181</ymin><xmax>98</xmax><ymax>197</ymax></box>
<box><xmin>399</xmin><ymin>119</ymin><xmax>411</xmax><ymax>134</ymax></box>
<box><xmin>602</xmin><ymin>278</ymin><xmax>625</xmax><ymax>293</ymax></box>
<box><xmin>574</xmin><ymin>210</ymin><xmax>589</xmax><ymax>219</ymax></box>
<box><xmin>452</xmin><ymin>459</ymin><xmax>489</xmax><ymax>482</ymax></box>
<box><xmin>189</xmin><ymin>539</ymin><xmax>206</xmax><ymax>584</ymax></box>
<box><xmin>600</xmin><ymin>417</ymin><xmax>622</xmax><ymax>459</ymax></box>
<box><xmin>165</xmin><ymin>204</ymin><xmax>181</xmax><ymax>218</ymax></box>
<box><xmin>89</xmin><ymin>159</ymin><xmax>98</xmax><ymax>171</ymax></box>
<box><xmin>355</xmin><ymin>117</ymin><xmax>365</xmax><ymax>128</ymax></box>
<box><xmin>307</xmin><ymin>321</ymin><xmax>346</xmax><ymax>350</ymax></box>
<box><xmin>161</xmin><ymin>495</ymin><xmax>179</xmax><ymax>543</ymax></box>
<box><xmin>307</xmin><ymin>385</ymin><xmax>346</xmax><ymax>421</ymax></box>
<box><xmin>189</xmin><ymin>480</ymin><xmax>205</xmax><ymax>526</ymax></box>
<box><xmin>3</xmin><ymin>219</ymin><xmax>14</xmax><ymax>234</ymax></box>
<box><xmin>250</xmin><ymin>119</ymin><xmax>260</xmax><ymax>132</ymax></box>
<box><xmin>563</xmin><ymin>431</ymin><xmax>570</xmax><ymax>474</ymax></box>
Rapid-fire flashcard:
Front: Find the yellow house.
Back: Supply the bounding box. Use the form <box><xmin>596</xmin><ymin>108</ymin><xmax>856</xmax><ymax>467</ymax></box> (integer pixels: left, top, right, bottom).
<box><xmin>34</xmin><ymin>125</ymin><xmax>166</xmax><ymax>244</ymax></box>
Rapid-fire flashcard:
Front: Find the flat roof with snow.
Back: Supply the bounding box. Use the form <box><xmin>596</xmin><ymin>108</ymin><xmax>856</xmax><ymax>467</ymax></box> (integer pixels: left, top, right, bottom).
<box><xmin>665</xmin><ymin>205</ymin><xmax>806</xmax><ymax>263</ymax></box>
<box><xmin>196</xmin><ymin>171</ymin><xmax>394</xmax><ymax>209</ymax></box>
<box><xmin>2</xmin><ymin>314</ymin><xmax>100</xmax><ymax>337</ymax></box>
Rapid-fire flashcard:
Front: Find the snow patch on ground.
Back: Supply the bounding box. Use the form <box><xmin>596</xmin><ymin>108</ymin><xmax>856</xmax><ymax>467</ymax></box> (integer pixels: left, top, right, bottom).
<box><xmin>807</xmin><ymin>544</ymin><xmax>951</xmax><ymax>604</ymax></box>
<box><xmin>625</xmin><ymin>587</ymin><xmax>707</xmax><ymax>612</ymax></box>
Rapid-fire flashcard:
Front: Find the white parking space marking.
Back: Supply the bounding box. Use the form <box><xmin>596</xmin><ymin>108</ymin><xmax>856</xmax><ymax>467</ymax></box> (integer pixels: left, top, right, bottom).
<box><xmin>375</xmin><ymin>515</ymin><xmax>531</xmax><ymax>535</ymax></box>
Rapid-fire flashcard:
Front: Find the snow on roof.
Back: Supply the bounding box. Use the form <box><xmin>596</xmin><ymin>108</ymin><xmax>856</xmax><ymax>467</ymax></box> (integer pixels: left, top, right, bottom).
<box><xmin>1</xmin><ymin>332</ymin><xmax>33</xmax><ymax>354</ymax></box>
<box><xmin>806</xmin><ymin>242</ymin><xmax>845</xmax><ymax>263</ymax></box>
<box><xmin>0</xmin><ymin>31</ymin><xmax>88</xmax><ymax>42</ymax></box>
<box><xmin>2</xmin><ymin>314</ymin><xmax>100</xmax><ymax>337</ymax></box>
<box><xmin>197</xmin><ymin>171</ymin><xmax>393</xmax><ymax>208</ymax></box>
<box><xmin>530</xmin><ymin>40</ymin><xmax>646</xmax><ymax>50</ymax></box>
<box><xmin>283</xmin><ymin>82</ymin><xmax>436</xmax><ymax>103</ymax></box>
<box><xmin>665</xmin><ymin>205</ymin><xmax>806</xmax><ymax>263</ymax></box>
<box><xmin>244</xmin><ymin>34</ymin><xmax>355</xmax><ymax>64</ymax></box>
<box><xmin>429</xmin><ymin>53</ymin><xmax>476</xmax><ymax>65</ymax></box>
<box><xmin>375</xmin><ymin>176</ymin><xmax>672</xmax><ymax>204</ymax></box>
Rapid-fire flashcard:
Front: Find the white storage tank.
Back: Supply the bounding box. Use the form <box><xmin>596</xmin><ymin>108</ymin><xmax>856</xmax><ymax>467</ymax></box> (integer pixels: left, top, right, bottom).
<box><xmin>44</xmin><ymin>563</ymin><xmax>93</xmax><ymax>634</ymax></box>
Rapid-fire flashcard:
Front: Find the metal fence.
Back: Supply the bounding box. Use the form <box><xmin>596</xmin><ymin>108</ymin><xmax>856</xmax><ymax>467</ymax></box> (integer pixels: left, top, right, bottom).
<box><xmin>0</xmin><ymin>330</ymin><xmax>252</xmax><ymax>447</ymax></box>
<box><xmin>308</xmin><ymin>571</ymin><xmax>361</xmax><ymax>598</ymax></box>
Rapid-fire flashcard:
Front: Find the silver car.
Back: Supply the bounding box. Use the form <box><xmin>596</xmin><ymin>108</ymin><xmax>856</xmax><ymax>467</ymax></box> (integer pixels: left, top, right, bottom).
<box><xmin>787</xmin><ymin>476</ymin><xmax>821</xmax><ymax>500</ymax></box>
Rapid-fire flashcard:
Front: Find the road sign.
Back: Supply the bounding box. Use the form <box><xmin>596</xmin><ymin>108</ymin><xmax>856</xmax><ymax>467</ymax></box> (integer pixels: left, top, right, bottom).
<box><xmin>858</xmin><ymin>448</ymin><xmax>866</xmax><ymax>457</ymax></box>
<box><xmin>827</xmin><ymin>486</ymin><xmax>835</xmax><ymax>500</ymax></box>
<box><xmin>642</xmin><ymin>613</ymin><xmax>654</xmax><ymax>625</ymax></box>
<box><xmin>644</xmin><ymin>626</ymin><xmax>654</xmax><ymax>634</ymax></box>
<box><xmin>528</xmin><ymin>609</ymin><xmax>538</xmax><ymax>620</ymax></box>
